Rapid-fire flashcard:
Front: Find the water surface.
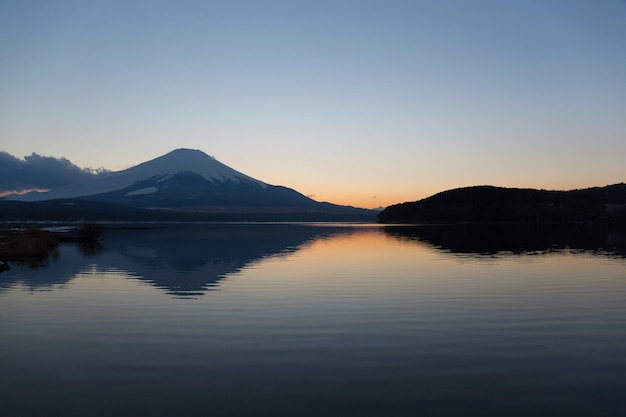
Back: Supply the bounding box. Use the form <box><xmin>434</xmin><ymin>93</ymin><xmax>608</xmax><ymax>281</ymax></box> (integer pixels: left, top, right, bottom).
<box><xmin>1</xmin><ymin>223</ymin><xmax>625</xmax><ymax>416</ymax></box>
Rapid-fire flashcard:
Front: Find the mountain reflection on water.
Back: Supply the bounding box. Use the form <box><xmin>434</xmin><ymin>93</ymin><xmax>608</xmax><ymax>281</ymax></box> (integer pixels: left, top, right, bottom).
<box><xmin>2</xmin><ymin>223</ymin><xmax>624</xmax><ymax>297</ymax></box>
<box><xmin>0</xmin><ymin>223</ymin><xmax>358</xmax><ymax>297</ymax></box>
<box><xmin>385</xmin><ymin>223</ymin><xmax>626</xmax><ymax>258</ymax></box>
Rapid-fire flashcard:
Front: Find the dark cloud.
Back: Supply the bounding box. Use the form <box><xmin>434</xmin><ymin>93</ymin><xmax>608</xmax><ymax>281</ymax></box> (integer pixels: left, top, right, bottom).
<box><xmin>0</xmin><ymin>151</ymin><xmax>108</xmax><ymax>193</ymax></box>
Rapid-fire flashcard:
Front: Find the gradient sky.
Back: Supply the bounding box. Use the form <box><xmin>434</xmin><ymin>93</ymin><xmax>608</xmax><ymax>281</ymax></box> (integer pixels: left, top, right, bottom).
<box><xmin>1</xmin><ymin>0</ymin><xmax>625</xmax><ymax>208</ymax></box>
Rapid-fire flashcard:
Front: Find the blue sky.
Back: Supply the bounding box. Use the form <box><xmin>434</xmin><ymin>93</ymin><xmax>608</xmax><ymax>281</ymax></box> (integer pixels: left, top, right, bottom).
<box><xmin>1</xmin><ymin>0</ymin><xmax>625</xmax><ymax>207</ymax></box>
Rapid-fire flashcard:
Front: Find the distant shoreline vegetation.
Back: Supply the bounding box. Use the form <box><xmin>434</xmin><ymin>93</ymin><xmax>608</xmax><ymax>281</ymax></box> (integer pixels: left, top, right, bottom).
<box><xmin>378</xmin><ymin>184</ymin><xmax>626</xmax><ymax>226</ymax></box>
<box><xmin>0</xmin><ymin>199</ymin><xmax>377</xmax><ymax>223</ymax></box>
<box><xmin>0</xmin><ymin>224</ymin><xmax>104</xmax><ymax>269</ymax></box>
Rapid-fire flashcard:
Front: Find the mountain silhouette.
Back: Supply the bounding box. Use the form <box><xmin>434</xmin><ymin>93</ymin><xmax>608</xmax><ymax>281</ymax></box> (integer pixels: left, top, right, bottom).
<box><xmin>3</xmin><ymin>149</ymin><xmax>375</xmax><ymax>221</ymax></box>
<box><xmin>9</xmin><ymin>149</ymin><xmax>316</xmax><ymax>207</ymax></box>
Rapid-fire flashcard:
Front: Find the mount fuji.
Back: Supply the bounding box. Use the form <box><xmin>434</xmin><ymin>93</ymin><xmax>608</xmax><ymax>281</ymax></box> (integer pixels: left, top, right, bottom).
<box><xmin>5</xmin><ymin>149</ymin><xmax>374</xmax><ymax>221</ymax></box>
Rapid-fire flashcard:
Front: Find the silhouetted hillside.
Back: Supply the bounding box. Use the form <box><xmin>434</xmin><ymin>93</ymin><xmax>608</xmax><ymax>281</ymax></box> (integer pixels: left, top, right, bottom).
<box><xmin>0</xmin><ymin>199</ymin><xmax>377</xmax><ymax>222</ymax></box>
<box><xmin>378</xmin><ymin>184</ymin><xmax>626</xmax><ymax>224</ymax></box>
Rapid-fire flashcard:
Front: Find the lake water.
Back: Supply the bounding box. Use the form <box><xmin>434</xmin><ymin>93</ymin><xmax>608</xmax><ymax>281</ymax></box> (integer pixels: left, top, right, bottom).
<box><xmin>1</xmin><ymin>223</ymin><xmax>625</xmax><ymax>417</ymax></box>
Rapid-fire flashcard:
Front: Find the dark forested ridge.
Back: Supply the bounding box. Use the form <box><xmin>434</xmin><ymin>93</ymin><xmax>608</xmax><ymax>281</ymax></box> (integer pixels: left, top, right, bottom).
<box><xmin>378</xmin><ymin>184</ymin><xmax>626</xmax><ymax>224</ymax></box>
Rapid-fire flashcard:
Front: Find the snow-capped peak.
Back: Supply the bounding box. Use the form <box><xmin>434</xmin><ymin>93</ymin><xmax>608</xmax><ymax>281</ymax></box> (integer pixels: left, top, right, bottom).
<box><xmin>122</xmin><ymin>148</ymin><xmax>267</xmax><ymax>187</ymax></box>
